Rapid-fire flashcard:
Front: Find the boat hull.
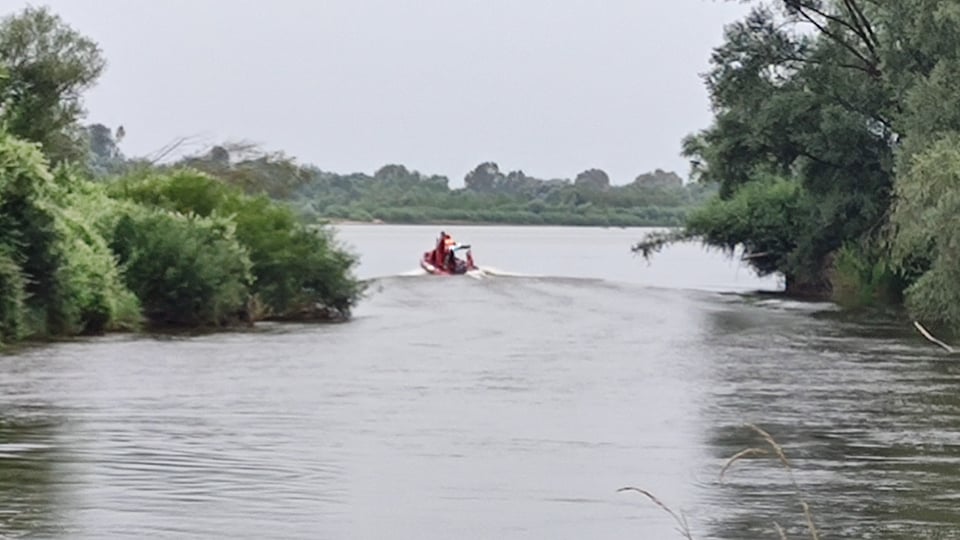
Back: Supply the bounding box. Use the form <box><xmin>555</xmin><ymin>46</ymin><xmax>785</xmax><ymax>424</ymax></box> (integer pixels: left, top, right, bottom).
<box><xmin>420</xmin><ymin>252</ymin><xmax>476</xmax><ymax>275</ymax></box>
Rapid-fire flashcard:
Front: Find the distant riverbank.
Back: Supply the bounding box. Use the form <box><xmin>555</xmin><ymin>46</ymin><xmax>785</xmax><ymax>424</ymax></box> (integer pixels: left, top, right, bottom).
<box><xmin>319</xmin><ymin>215</ymin><xmax>685</xmax><ymax>228</ymax></box>
<box><xmin>326</xmin><ymin>219</ymin><xmax>640</xmax><ymax>228</ymax></box>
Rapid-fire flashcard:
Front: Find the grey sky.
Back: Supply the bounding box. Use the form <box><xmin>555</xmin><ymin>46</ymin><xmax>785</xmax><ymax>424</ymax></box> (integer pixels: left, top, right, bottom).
<box><xmin>10</xmin><ymin>0</ymin><xmax>750</xmax><ymax>185</ymax></box>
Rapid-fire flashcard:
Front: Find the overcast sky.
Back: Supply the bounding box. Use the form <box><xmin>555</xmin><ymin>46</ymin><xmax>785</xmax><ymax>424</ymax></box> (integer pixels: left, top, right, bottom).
<box><xmin>7</xmin><ymin>0</ymin><xmax>751</xmax><ymax>185</ymax></box>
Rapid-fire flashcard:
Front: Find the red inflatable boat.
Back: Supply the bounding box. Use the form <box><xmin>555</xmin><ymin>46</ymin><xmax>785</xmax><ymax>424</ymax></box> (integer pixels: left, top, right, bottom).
<box><xmin>421</xmin><ymin>232</ymin><xmax>477</xmax><ymax>275</ymax></box>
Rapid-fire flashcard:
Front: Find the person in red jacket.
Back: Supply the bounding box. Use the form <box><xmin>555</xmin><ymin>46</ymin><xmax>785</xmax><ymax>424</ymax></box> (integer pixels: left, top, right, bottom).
<box><xmin>433</xmin><ymin>231</ymin><xmax>450</xmax><ymax>267</ymax></box>
<box><xmin>442</xmin><ymin>233</ymin><xmax>459</xmax><ymax>270</ymax></box>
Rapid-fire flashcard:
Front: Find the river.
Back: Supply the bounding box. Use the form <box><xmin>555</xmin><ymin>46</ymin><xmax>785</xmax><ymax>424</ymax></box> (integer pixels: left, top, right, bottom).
<box><xmin>1</xmin><ymin>225</ymin><xmax>957</xmax><ymax>539</ymax></box>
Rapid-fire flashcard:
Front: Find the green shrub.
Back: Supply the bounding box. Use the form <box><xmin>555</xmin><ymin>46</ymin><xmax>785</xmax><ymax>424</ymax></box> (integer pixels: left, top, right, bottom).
<box><xmin>0</xmin><ymin>133</ymin><xmax>146</xmax><ymax>338</ymax></box>
<box><xmin>110</xmin><ymin>209</ymin><xmax>252</xmax><ymax>327</ymax></box>
<box><xmin>225</xmin><ymin>195</ymin><xmax>361</xmax><ymax>318</ymax></box>
<box><xmin>0</xmin><ymin>246</ymin><xmax>26</xmax><ymax>343</ymax></box>
<box><xmin>0</xmin><ymin>135</ymin><xmax>64</xmax><ymax>336</ymax></box>
<box><xmin>43</xmin><ymin>168</ymin><xmax>142</xmax><ymax>333</ymax></box>
<box><xmin>828</xmin><ymin>243</ymin><xmax>904</xmax><ymax>309</ymax></box>
<box><xmin>109</xmin><ymin>169</ymin><xmax>362</xmax><ymax>320</ymax></box>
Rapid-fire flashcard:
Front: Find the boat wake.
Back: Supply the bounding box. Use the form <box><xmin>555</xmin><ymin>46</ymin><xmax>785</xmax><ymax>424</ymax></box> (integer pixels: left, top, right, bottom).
<box><xmin>474</xmin><ymin>266</ymin><xmax>545</xmax><ymax>278</ymax></box>
<box><xmin>366</xmin><ymin>266</ymin><xmax>544</xmax><ymax>282</ymax></box>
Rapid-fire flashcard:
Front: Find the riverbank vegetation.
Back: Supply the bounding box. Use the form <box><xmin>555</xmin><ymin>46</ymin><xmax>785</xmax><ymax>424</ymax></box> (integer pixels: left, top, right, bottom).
<box><xmin>294</xmin><ymin>163</ymin><xmax>716</xmax><ymax>228</ymax></box>
<box><xmin>634</xmin><ymin>0</ymin><xmax>960</xmax><ymax>336</ymax></box>
<box><xmin>0</xmin><ymin>6</ymin><xmax>363</xmax><ymax>347</ymax></box>
<box><xmin>90</xmin><ymin>136</ymin><xmax>715</xmax><ymax>228</ymax></box>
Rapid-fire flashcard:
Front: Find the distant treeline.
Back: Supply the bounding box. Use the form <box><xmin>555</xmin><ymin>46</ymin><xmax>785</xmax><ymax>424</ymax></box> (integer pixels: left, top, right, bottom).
<box><xmin>89</xmin><ymin>134</ymin><xmax>716</xmax><ymax>228</ymax></box>
<box><xmin>301</xmin><ymin>163</ymin><xmax>717</xmax><ymax>227</ymax></box>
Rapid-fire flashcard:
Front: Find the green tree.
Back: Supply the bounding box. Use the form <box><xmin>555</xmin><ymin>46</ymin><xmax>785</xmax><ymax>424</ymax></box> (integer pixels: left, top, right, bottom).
<box><xmin>464</xmin><ymin>162</ymin><xmax>502</xmax><ymax>192</ymax></box>
<box><xmin>574</xmin><ymin>168</ymin><xmax>610</xmax><ymax>190</ymax></box>
<box><xmin>0</xmin><ymin>132</ymin><xmax>140</xmax><ymax>340</ymax></box>
<box><xmin>85</xmin><ymin>123</ymin><xmax>128</xmax><ymax>177</ymax></box>
<box><xmin>639</xmin><ymin>1</ymin><xmax>898</xmax><ymax>296</ymax></box>
<box><xmin>0</xmin><ymin>6</ymin><xmax>106</xmax><ymax>165</ymax></box>
<box><xmin>890</xmin><ymin>136</ymin><xmax>960</xmax><ymax>333</ymax></box>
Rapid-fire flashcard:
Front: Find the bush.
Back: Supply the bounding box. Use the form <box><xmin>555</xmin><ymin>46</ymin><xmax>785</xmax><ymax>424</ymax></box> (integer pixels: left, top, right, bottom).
<box><xmin>47</xmin><ymin>169</ymin><xmax>142</xmax><ymax>333</ymax></box>
<box><xmin>0</xmin><ymin>247</ymin><xmax>26</xmax><ymax>343</ymax></box>
<box><xmin>109</xmin><ymin>169</ymin><xmax>363</xmax><ymax>320</ymax></box>
<box><xmin>110</xmin><ymin>209</ymin><xmax>252</xmax><ymax>327</ymax></box>
<box><xmin>0</xmin><ymin>134</ymin><xmax>65</xmax><ymax>336</ymax></box>
<box><xmin>0</xmin><ymin>133</ymin><xmax>145</xmax><ymax>339</ymax></box>
<box><xmin>225</xmin><ymin>195</ymin><xmax>362</xmax><ymax>318</ymax></box>
<box><xmin>828</xmin><ymin>243</ymin><xmax>904</xmax><ymax>309</ymax></box>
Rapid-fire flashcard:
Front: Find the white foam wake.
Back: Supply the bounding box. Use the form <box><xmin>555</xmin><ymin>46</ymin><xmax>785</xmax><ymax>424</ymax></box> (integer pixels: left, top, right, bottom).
<box><xmin>365</xmin><ymin>266</ymin><xmax>536</xmax><ymax>281</ymax></box>
<box><xmin>474</xmin><ymin>266</ymin><xmax>544</xmax><ymax>278</ymax></box>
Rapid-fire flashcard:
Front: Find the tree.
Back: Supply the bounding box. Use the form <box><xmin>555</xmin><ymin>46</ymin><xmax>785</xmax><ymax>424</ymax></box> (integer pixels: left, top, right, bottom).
<box><xmin>633</xmin><ymin>169</ymin><xmax>683</xmax><ymax>188</ymax></box>
<box><xmin>643</xmin><ymin>2</ymin><xmax>898</xmax><ymax>295</ymax></box>
<box><xmin>87</xmin><ymin>124</ymin><xmax>119</xmax><ymax>161</ymax></box>
<box><xmin>464</xmin><ymin>162</ymin><xmax>502</xmax><ymax>192</ymax></box>
<box><xmin>0</xmin><ymin>6</ymin><xmax>106</xmax><ymax>164</ymax></box>
<box><xmin>85</xmin><ymin>123</ymin><xmax>128</xmax><ymax>177</ymax></box>
<box><xmin>175</xmin><ymin>143</ymin><xmax>310</xmax><ymax>199</ymax></box>
<box><xmin>574</xmin><ymin>168</ymin><xmax>610</xmax><ymax>190</ymax></box>
<box><xmin>634</xmin><ymin>0</ymin><xmax>960</xmax><ymax>310</ymax></box>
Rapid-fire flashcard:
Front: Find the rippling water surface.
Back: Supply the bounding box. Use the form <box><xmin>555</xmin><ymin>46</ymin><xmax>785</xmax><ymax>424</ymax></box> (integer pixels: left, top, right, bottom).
<box><xmin>1</xmin><ymin>225</ymin><xmax>958</xmax><ymax>539</ymax></box>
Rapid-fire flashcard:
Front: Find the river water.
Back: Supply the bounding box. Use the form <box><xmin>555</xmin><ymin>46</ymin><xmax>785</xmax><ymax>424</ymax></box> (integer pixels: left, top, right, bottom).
<box><xmin>1</xmin><ymin>225</ymin><xmax>958</xmax><ymax>539</ymax></box>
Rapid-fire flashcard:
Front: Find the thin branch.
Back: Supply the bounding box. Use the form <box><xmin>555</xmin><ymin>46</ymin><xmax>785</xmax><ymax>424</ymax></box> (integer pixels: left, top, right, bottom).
<box><xmin>779</xmin><ymin>54</ymin><xmax>880</xmax><ymax>77</ymax></box>
<box><xmin>844</xmin><ymin>0</ymin><xmax>880</xmax><ymax>54</ymax></box>
<box><xmin>913</xmin><ymin>321</ymin><xmax>957</xmax><ymax>354</ymax></box>
<box><xmin>790</xmin><ymin>7</ymin><xmax>879</xmax><ymax>77</ymax></box>
<box><xmin>741</xmin><ymin>251</ymin><xmax>773</xmax><ymax>261</ymax></box>
<box><xmin>144</xmin><ymin>134</ymin><xmax>208</xmax><ymax>165</ymax></box>
<box><xmin>825</xmin><ymin>91</ymin><xmax>895</xmax><ymax>134</ymax></box>
<box><xmin>811</xmin><ymin>0</ymin><xmax>878</xmax><ymax>60</ymax></box>
<box><xmin>796</xmin><ymin>149</ymin><xmax>846</xmax><ymax>171</ymax></box>
<box><xmin>631</xmin><ymin>229</ymin><xmax>694</xmax><ymax>259</ymax></box>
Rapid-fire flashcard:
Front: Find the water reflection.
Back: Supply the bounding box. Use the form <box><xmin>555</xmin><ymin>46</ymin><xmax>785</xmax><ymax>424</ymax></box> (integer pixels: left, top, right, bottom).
<box><xmin>697</xmin><ymin>300</ymin><xmax>960</xmax><ymax>539</ymax></box>
<box><xmin>0</xmin><ymin>405</ymin><xmax>66</xmax><ymax>539</ymax></box>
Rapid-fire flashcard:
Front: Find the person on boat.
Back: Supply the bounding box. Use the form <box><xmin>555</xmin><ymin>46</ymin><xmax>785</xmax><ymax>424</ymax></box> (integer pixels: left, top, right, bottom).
<box><xmin>432</xmin><ymin>231</ymin><xmax>447</xmax><ymax>267</ymax></box>
<box><xmin>435</xmin><ymin>231</ymin><xmax>457</xmax><ymax>268</ymax></box>
<box><xmin>446</xmin><ymin>248</ymin><xmax>458</xmax><ymax>272</ymax></box>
